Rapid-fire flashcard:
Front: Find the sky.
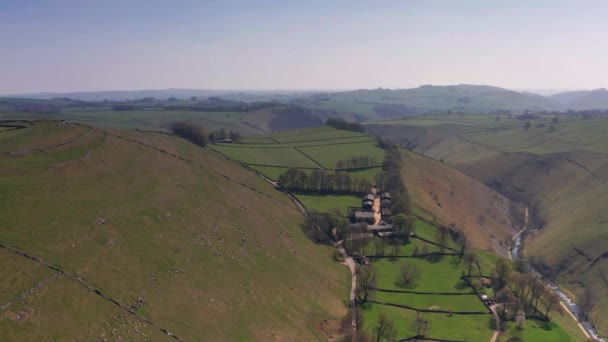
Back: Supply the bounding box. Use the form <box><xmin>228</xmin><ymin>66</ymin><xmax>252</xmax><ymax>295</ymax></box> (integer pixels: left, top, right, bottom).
<box><xmin>1</xmin><ymin>0</ymin><xmax>607</xmax><ymax>94</ymax></box>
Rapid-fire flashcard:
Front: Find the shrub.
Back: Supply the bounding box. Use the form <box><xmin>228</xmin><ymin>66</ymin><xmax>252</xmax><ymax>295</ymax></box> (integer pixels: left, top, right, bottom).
<box><xmin>171</xmin><ymin>121</ymin><xmax>208</xmax><ymax>147</ymax></box>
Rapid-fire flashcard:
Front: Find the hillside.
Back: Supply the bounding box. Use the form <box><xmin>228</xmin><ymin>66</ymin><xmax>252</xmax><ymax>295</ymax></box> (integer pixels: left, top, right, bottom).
<box><xmin>0</xmin><ymin>121</ymin><xmax>348</xmax><ymax>340</ymax></box>
<box><xmin>564</xmin><ymin>89</ymin><xmax>608</xmax><ymax>110</ymax></box>
<box><xmin>399</xmin><ymin>149</ymin><xmax>519</xmax><ymax>257</ymax></box>
<box><xmin>367</xmin><ymin>114</ymin><xmax>608</xmax><ymax>337</ymax></box>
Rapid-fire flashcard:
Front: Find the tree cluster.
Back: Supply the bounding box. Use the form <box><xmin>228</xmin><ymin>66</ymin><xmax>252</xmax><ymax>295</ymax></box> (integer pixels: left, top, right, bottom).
<box><xmin>326</xmin><ymin>118</ymin><xmax>365</xmax><ymax>132</ymax></box>
<box><xmin>382</xmin><ymin>146</ymin><xmax>411</xmax><ymax>215</ymax></box>
<box><xmin>278</xmin><ymin>168</ymin><xmax>373</xmax><ymax>194</ymax></box>
<box><xmin>171</xmin><ymin>121</ymin><xmax>208</xmax><ymax>147</ymax></box>
<box><xmin>492</xmin><ymin>260</ymin><xmax>564</xmax><ymax>323</ymax></box>
<box><xmin>301</xmin><ymin>209</ymin><xmax>348</xmax><ymax>245</ymax></box>
<box><xmin>208</xmin><ymin>128</ymin><xmax>241</xmax><ymax>142</ymax></box>
<box><xmin>335</xmin><ymin>156</ymin><xmax>377</xmax><ymax>169</ymax></box>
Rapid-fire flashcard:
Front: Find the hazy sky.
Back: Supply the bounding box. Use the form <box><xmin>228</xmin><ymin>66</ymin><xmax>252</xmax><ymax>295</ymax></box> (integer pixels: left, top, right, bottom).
<box><xmin>1</xmin><ymin>0</ymin><xmax>607</xmax><ymax>94</ymax></box>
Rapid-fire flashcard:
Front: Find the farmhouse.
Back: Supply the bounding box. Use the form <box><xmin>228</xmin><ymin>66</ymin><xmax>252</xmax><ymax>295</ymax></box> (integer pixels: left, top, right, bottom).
<box><xmin>366</xmin><ymin>224</ymin><xmax>394</xmax><ymax>232</ymax></box>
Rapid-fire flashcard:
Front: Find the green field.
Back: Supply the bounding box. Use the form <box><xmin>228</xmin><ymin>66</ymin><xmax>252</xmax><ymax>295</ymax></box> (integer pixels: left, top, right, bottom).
<box><xmin>373</xmin><ymin>257</ymin><xmax>472</xmax><ymax>293</ymax></box>
<box><xmin>298</xmin><ymin>142</ymin><xmax>385</xmax><ymax>169</ymax></box>
<box><xmin>359</xmin><ymin>236</ymin><xmax>439</xmax><ymax>257</ymax></box>
<box><xmin>361</xmin><ymin>303</ymin><xmax>494</xmax><ymax>341</ymax></box>
<box><xmin>375</xmin><ymin>291</ymin><xmax>487</xmax><ymax>312</ymax></box>
<box><xmin>296</xmin><ymin>194</ymin><xmax>361</xmax><ymax>213</ymax></box>
<box><xmin>500</xmin><ymin>320</ymin><xmax>575</xmax><ymax>342</ymax></box>
<box><xmin>209</xmin><ymin>145</ymin><xmax>318</xmax><ymax>167</ymax></box>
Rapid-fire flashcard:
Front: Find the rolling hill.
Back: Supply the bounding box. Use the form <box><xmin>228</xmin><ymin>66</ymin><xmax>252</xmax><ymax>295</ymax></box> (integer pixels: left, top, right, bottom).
<box><xmin>551</xmin><ymin>88</ymin><xmax>608</xmax><ymax>110</ymax></box>
<box><xmin>0</xmin><ymin>121</ymin><xmax>348</xmax><ymax>341</ymax></box>
<box><xmin>295</xmin><ymin>84</ymin><xmax>563</xmax><ymax>120</ymax></box>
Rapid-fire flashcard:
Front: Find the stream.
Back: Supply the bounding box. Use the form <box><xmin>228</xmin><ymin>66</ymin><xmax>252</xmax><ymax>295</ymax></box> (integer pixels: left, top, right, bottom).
<box><xmin>511</xmin><ymin>223</ymin><xmax>605</xmax><ymax>341</ymax></box>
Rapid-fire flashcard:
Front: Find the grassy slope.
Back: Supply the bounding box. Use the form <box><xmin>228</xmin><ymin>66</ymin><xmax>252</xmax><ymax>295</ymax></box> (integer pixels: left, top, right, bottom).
<box><xmin>399</xmin><ymin>149</ymin><xmax>518</xmax><ymax>256</ymax></box>
<box><xmin>0</xmin><ymin>122</ymin><xmax>348</xmax><ymax>341</ymax></box>
<box><xmin>0</xmin><ymin>109</ymin><xmax>269</xmax><ymax>135</ymax></box>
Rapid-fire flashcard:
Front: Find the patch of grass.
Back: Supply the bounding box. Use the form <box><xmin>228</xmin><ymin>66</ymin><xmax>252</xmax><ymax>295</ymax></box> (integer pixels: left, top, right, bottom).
<box><xmin>209</xmin><ymin>144</ymin><xmax>318</xmax><ymax>167</ymax></box>
<box><xmin>375</xmin><ymin>291</ymin><xmax>487</xmax><ymax>312</ymax></box>
<box><xmin>361</xmin><ymin>302</ymin><xmax>494</xmax><ymax>341</ymax></box>
<box><xmin>296</xmin><ymin>194</ymin><xmax>360</xmax><ymax>213</ymax></box>
<box><xmin>298</xmin><ymin>142</ymin><xmax>385</xmax><ymax>169</ymax></box>
<box><xmin>248</xmin><ymin>165</ymin><xmax>289</xmax><ymax>180</ymax></box>
<box><xmin>373</xmin><ymin>257</ymin><xmax>471</xmax><ymax>293</ymax></box>
<box><xmin>502</xmin><ymin>319</ymin><xmax>576</xmax><ymax>342</ymax></box>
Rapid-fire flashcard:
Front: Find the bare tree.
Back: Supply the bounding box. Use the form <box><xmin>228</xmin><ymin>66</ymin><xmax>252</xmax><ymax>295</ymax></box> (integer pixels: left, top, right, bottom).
<box><xmin>457</xmin><ymin>231</ymin><xmax>469</xmax><ymax>260</ymax></box>
<box><xmin>395</xmin><ymin>263</ymin><xmax>421</xmax><ymax>289</ymax></box>
<box><xmin>492</xmin><ymin>259</ymin><xmax>512</xmax><ymax>290</ymax></box>
<box><xmin>373</xmin><ymin>313</ymin><xmax>395</xmax><ymax>342</ymax></box>
<box><xmin>515</xmin><ymin>310</ymin><xmax>526</xmax><ymax>329</ymax></box>
<box><xmin>579</xmin><ymin>285</ymin><xmax>597</xmax><ymax>320</ymax></box>
<box><xmin>356</xmin><ymin>265</ymin><xmax>376</xmax><ymax>303</ymax></box>
<box><xmin>543</xmin><ymin>291</ymin><xmax>562</xmax><ymax>321</ymax></box>
<box><xmin>463</xmin><ymin>252</ymin><xmax>478</xmax><ymax>276</ymax></box>
<box><xmin>435</xmin><ymin>226</ymin><xmax>449</xmax><ymax>253</ymax></box>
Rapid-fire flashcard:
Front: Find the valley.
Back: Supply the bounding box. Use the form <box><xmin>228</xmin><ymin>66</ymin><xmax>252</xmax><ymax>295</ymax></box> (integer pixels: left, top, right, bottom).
<box><xmin>2</xmin><ymin>97</ymin><xmax>607</xmax><ymax>341</ymax></box>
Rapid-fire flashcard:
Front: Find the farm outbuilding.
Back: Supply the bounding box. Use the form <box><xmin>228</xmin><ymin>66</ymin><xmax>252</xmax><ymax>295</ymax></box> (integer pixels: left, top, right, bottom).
<box><xmin>366</xmin><ymin>224</ymin><xmax>394</xmax><ymax>233</ymax></box>
<box><xmin>352</xmin><ymin>211</ymin><xmax>375</xmax><ymax>224</ymax></box>
<box><xmin>381</xmin><ymin>208</ymin><xmax>392</xmax><ymax>219</ymax></box>
<box><xmin>362</xmin><ymin>199</ymin><xmax>374</xmax><ymax>210</ymax></box>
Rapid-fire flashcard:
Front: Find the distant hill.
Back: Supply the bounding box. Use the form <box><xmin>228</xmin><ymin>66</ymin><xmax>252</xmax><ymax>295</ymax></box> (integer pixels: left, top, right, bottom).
<box><xmin>551</xmin><ymin>88</ymin><xmax>608</xmax><ymax>110</ymax></box>
<box><xmin>295</xmin><ymin>84</ymin><xmax>563</xmax><ymax>119</ymax></box>
<box><xmin>6</xmin><ymin>89</ymin><xmax>317</xmax><ymax>102</ymax></box>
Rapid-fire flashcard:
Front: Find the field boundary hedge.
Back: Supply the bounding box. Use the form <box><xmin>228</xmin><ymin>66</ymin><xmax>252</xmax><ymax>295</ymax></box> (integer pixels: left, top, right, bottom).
<box><xmin>412</xmin><ymin>236</ymin><xmax>461</xmax><ymax>253</ymax></box>
<box><xmin>209</xmin><ymin>143</ymin><xmax>292</xmax><ymax>149</ymax></box>
<box><xmin>397</xmin><ymin>335</ymin><xmax>466</xmax><ymax>342</ymax></box>
<box><xmin>293</xmin><ymin>146</ymin><xmax>325</xmax><ymax>168</ymax></box>
<box><xmin>273</xmin><ymin>134</ymin><xmax>370</xmax><ymax>144</ymax></box>
<box><xmin>366</xmin><ymin>252</ymin><xmax>461</xmax><ymax>260</ymax></box>
<box><xmin>210</xmin><ymin>137</ymin><xmax>375</xmax><ymax>149</ymax></box>
<box><xmin>371</xmin><ymin>300</ymin><xmax>492</xmax><ymax>315</ymax></box>
<box><xmin>374</xmin><ymin>288</ymin><xmax>476</xmax><ymax>295</ymax></box>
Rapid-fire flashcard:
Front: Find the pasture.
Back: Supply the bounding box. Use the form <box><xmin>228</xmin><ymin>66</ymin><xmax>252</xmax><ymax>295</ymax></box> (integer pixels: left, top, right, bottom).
<box><xmin>358</xmin><ymin>219</ymin><xmax>582</xmax><ymax>341</ymax></box>
<box><xmin>207</xmin><ymin>126</ymin><xmax>385</xmax><ymax>211</ymax></box>
<box><xmin>296</xmin><ymin>194</ymin><xmax>360</xmax><ymax>214</ymax></box>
